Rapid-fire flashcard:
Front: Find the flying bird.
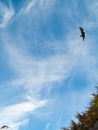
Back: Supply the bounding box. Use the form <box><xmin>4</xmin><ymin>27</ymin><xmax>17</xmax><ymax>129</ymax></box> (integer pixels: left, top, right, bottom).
<box><xmin>0</xmin><ymin>126</ymin><xmax>9</xmax><ymax>129</ymax></box>
<box><xmin>79</xmin><ymin>27</ymin><xmax>85</xmax><ymax>41</ymax></box>
<box><xmin>61</xmin><ymin>127</ymin><xmax>69</xmax><ymax>130</ymax></box>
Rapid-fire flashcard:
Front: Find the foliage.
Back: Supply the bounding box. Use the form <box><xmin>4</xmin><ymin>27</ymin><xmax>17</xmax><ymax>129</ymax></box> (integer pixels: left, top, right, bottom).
<box><xmin>62</xmin><ymin>87</ymin><xmax>98</xmax><ymax>130</ymax></box>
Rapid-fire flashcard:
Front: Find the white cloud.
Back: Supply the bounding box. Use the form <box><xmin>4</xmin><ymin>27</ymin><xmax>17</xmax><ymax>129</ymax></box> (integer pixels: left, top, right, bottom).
<box><xmin>25</xmin><ymin>0</ymin><xmax>36</xmax><ymax>13</ymax></box>
<box><xmin>0</xmin><ymin>1</ymin><xmax>15</xmax><ymax>28</ymax></box>
<box><xmin>0</xmin><ymin>100</ymin><xmax>47</xmax><ymax>130</ymax></box>
<box><xmin>19</xmin><ymin>0</ymin><xmax>55</xmax><ymax>15</ymax></box>
<box><xmin>4</xmin><ymin>42</ymin><xmax>74</xmax><ymax>86</ymax></box>
<box><xmin>19</xmin><ymin>0</ymin><xmax>36</xmax><ymax>15</ymax></box>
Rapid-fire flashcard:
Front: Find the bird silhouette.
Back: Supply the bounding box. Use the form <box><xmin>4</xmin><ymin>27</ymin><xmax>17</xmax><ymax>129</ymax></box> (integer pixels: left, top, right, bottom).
<box><xmin>61</xmin><ymin>127</ymin><xmax>69</xmax><ymax>130</ymax></box>
<box><xmin>0</xmin><ymin>126</ymin><xmax>9</xmax><ymax>129</ymax></box>
<box><xmin>79</xmin><ymin>27</ymin><xmax>85</xmax><ymax>41</ymax></box>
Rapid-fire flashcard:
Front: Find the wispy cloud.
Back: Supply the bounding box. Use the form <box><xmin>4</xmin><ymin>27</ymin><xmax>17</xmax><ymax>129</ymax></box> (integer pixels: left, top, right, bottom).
<box><xmin>19</xmin><ymin>0</ymin><xmax>55</xmax><ymax>15</ymax></box>
<box><xmin>0</xmin><ymin>1</ymin><xmax>15</xmax><ymax>28</ymax></box>
<box><xmin>25</xmin><ymin>0</ymin><xmax>36</xmax><ymax>13</ymax></box>
<box><xmin>0</xmin><ymin>100</ymin><xmax>47</xmax><ymax>130</ymax></box>
<box><xmin>3</xmin><ymin>41</ymin><xmax>74</xmax><ymax>92</ymax></box>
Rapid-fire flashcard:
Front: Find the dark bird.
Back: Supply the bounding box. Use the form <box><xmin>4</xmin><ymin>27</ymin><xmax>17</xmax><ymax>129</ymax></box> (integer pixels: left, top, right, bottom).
<box><xmin>0</xmin><ymin>126</ymin><xmax>9</xmax><ymax>129</ymax></box>
<box><xmin>79</xmin><ymin>27</ymin><xmax>85</xmax><ymax>41</ymax></box>
<box><xmin>61</xmin><ymin>127</ymin><xmax>69</xmax><ymax>130</ymax></box>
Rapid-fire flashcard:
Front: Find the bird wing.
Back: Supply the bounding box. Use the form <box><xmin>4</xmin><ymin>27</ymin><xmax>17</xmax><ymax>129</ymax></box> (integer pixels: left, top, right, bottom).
<box><xmin>61</xmin><ymin>127</ymin><xmax>67</xmax><ymax>130</ymax></box>
<box><xmin>79</xmin><ymin>27</ymin><xmax>83</xmax><ymax>34</ymax></box>
<box><xmin>0</xmin><ymin>126</ymin><xmax>9</xmax><ymax>129</ymax></box>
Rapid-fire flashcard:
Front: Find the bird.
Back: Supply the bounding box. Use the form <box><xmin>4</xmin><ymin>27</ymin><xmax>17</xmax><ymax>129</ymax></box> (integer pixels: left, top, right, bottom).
<box><xmin>79</xmin><ymin>27</ymin><xmax>85</xmax><ymax>41</ymax></box>
<box><xmin>61</xmin><ymin>127</ymin><xmax>69</xmax><ymax>130</ymax></box>
<box><xmin>0</xmin><ymin>126</ymin><xmax>9</xmax><ymax>129</ymax></box>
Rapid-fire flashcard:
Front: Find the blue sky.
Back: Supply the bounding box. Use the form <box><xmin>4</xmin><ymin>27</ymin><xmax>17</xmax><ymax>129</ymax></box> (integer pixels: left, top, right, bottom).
<box><xmin>0</xmin><ymin>0</ymin><xmax>98</xmax><ymax>130</ymax></box>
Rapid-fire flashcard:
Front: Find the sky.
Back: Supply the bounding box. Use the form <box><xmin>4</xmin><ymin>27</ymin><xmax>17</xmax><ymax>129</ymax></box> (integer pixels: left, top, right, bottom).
<box><xmin>0</xmin><ymin>0</ymin><xmax>98</xmax><ymax>130</ymax></box>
